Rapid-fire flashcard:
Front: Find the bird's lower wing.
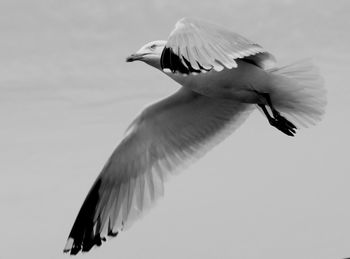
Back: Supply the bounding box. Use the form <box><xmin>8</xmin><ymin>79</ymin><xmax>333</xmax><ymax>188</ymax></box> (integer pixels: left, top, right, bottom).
<box><xmin>64</xmin><ymin>87</ymin><xmax>253</xmax><ymax>255</ymax></box>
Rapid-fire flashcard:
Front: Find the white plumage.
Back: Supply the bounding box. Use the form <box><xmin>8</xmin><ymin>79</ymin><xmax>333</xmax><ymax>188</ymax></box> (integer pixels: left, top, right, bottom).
<box><xmin>64</xmin><ymin>17</ymin><xmax>326</xmax><ymax>255</ymax></box>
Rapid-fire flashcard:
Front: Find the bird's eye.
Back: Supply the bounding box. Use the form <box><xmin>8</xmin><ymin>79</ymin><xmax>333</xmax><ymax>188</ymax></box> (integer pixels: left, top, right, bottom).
<box><xmin>150</xmin><ymin>44</ymin><xmax>157</xmax><ymax>50</ymax></box>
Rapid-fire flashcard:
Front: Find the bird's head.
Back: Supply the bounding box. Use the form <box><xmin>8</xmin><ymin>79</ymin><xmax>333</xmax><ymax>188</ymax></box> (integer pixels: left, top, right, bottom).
<box><xmin>126</xmin><ymin>40</ymin><xmax>166</xmax><ymax>69</ymax></box>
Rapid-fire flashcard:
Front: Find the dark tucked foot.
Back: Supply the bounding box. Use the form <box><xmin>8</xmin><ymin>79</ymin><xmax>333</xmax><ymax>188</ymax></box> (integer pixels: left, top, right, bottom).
<box><xmin>269</xmin><ymin>112</ymin><xmax>297</xmax><ymax>136</ymax></box>
<box><xmin>258</xmin><ymin>103</ymin><xmax>297</xmax><ymax>137</ymax></box>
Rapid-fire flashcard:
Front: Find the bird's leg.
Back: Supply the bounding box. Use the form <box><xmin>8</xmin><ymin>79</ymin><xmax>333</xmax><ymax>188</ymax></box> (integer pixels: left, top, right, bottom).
<box><xmin>258</xmin><ymin>93</ymin><xmax>297</xmax><ymax>136</ymax></box>
<box><xmin>260</xmin><ymin>93</ymin><xmax>281</xmax><ymax>118</ymax></box>
<box><xmin>258</xmin><ymin>103</ymin><xmax>275</xmax><ymax>125</ymax></box>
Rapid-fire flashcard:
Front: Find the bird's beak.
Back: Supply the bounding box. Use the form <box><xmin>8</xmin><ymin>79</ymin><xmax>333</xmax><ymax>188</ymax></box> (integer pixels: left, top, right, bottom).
<box><xmin>126</xmin><ymin>53</ymin><xmax>147</xmax><ymax>62</ymax></box>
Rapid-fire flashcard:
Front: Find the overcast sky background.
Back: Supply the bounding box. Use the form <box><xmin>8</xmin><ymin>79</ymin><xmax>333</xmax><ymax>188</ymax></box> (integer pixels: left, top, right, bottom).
<box><xmin>1</xmin><ymin>1</ymin><xmax>350</xmax><ymax>259</ymax></box>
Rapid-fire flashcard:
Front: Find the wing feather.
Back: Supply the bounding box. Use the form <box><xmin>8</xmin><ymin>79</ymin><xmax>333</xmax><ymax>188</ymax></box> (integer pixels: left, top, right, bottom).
<box><xmin>63</xmin><ymin>87</ymin><xmax>253</xmax><ymax>254</ymax></box>
<box><xmin>161</xmin><ymin>17</ymin><xmax>275</xmax><ymax>74</ymax></box>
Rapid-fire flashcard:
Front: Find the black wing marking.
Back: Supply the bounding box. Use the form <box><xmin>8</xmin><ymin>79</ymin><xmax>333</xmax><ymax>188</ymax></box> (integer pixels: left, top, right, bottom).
<box><xmin>64</xmin><ymin>179</ymin><xmax>119</xmax><ymax>255</ymax></box>
<box><xmin>160</xmin><ymin>46</ymin><xmax>211</xmax><ymax>74</ymax></box>
<box><xmin>160</xmin><ymin>46</ymin><xmax>275</xmax><ymax>74</ymax></box>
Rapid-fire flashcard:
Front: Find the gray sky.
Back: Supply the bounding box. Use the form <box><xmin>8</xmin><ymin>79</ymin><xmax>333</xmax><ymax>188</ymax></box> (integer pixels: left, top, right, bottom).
<box><xmin>1</xmin><ymin>0</ymin><xmax>350</xmax><ymax>259</ymax></box>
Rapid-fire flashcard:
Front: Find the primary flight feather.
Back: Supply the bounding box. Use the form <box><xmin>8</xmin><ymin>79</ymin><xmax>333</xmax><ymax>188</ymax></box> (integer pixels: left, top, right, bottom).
<box><xmin>63</xmin><ymin>17</ymin><xmax>326</xmax><ymax>255</ymax></box>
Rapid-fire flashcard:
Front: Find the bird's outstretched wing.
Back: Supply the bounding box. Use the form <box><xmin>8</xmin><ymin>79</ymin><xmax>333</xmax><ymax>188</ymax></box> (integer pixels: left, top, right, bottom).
<box><xmin>64</xmin><ymin>87</ymin><xmax>253</xmax><ymax>255</ymax></box>
<box><xmin>161</xmin><ymin>17</ymin><xmax>276</xmax><ymax>74</ymax></box>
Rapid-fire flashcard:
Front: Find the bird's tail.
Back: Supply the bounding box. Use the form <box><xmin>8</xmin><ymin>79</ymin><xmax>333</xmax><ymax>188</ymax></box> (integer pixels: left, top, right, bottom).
<box><xmin>267</xmin><ymin>60</ymin><xmax>327</xmax><ymax>128</ymax></box>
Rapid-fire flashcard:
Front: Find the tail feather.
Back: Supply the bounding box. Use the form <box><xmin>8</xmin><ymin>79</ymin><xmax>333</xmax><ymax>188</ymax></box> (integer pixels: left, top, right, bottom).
<box><xmin>267</xmin><ymin>60</ymin><xmax>327</xmax><ymax>128</ymax></box>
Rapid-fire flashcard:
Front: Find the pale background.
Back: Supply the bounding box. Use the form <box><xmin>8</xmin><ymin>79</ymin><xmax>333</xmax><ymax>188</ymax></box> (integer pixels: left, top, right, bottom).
<box><xmin>1</xmin><ymin>1</ymin><xmax>349</xmax><ymax>259</ymax></box>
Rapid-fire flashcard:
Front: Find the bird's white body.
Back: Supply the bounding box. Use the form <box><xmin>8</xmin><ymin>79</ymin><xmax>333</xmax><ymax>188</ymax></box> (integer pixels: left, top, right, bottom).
<box><xmin>166</xmin><ymin>59</ymin><xmax>270</xmax><ymax>102</ymax></box>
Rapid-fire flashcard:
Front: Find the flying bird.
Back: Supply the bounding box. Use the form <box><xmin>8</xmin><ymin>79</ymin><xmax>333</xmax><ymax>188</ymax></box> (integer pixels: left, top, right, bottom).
<box><xmin>63</xmin><ymin>17</ymin><xmax>326</xmax><ymax>255</ymax></box>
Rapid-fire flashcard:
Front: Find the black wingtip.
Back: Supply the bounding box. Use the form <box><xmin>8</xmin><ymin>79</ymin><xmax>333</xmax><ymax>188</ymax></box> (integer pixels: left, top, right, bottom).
<box><xmin>63</xmin><ymin>176</ymin><xmax>124</xmax><ymax>255</ymax></box>
<box><xmin>64</xmin><ymin>179</ymin><xmax>102</xmax><ymax>255</ymax></box>
<box><xmin>64</xmin><ymin>235</ymin><xmax>109</xmax><ymax>255</ymax></box>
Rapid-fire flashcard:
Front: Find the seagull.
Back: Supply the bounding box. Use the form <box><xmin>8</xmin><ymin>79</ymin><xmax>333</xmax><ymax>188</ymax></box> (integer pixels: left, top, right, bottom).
<box><xmin>63</xmin><ymin>17</ymin><xmax>326</xmax><ymax>255</ymax></box>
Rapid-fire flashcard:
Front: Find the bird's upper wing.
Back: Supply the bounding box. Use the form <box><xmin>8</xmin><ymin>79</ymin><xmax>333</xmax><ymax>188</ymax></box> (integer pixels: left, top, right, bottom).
<box><xmin>64</xmin><ymin>87</ymin><xmax>253</xmax><ymax>255</ymax></box>
<box><xmin>161</xmin><ymin>17</ymin><xmax>276</xmax><ymax>74</ymax></box>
